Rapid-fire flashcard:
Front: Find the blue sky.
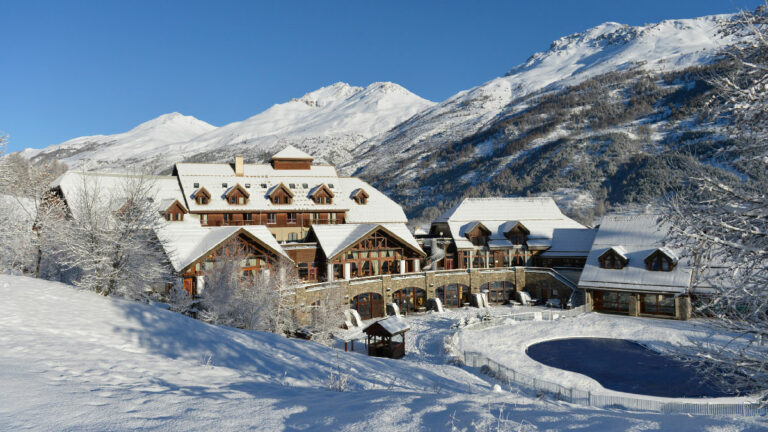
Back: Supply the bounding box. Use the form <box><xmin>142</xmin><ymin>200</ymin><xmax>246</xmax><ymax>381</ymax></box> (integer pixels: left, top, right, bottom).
<box><xmin>0</xmin><ymin>0</ymin><xmax>761</xmax><ymax>152</ymax></box>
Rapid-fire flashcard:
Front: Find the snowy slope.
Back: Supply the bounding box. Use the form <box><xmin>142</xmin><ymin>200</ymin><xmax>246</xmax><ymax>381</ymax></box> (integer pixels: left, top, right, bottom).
<box><xmin>24</xmin><ymin>113</ymin><xmax>216</xmax><ymax>170</ymax></box>
<box><xmin>1</xmin><ymin>275</ymin><xmax>760</xmax><ymax>431</ymax></box>
<box><xmin>24</xmin><ymin>82</ymin><xmax>434</xmax><ymax>172</ymax></box>
<box><xmin>345</xmin><ymin>14</ymin><xmax>737</xmax><ymax>175</ymax></box>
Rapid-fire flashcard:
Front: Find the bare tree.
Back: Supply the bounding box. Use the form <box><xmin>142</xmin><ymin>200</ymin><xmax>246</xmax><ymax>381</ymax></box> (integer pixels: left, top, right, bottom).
<box><xmin>664</xmin><ymin>5</ymin><xmax>768</xmax><ymax>399</ymax></box>
<box><xmin>60</xmin><ymin>171</ymin><xmax>173</xmax><ymax>299</ymax></box>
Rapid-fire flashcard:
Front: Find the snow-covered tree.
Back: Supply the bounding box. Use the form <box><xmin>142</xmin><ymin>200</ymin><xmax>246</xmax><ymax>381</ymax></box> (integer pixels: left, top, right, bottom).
<box><xmin>0</xmin><ymin>148</ymin><xmax>68</xmax><ymax>277</ymax></box>
<box><xmin>306</xmin><ymin>287</ymin><xmax>346</xmax><ymax>346</ymax></box>
<box><xmin>197</xmin><ymin>241</ymin><xmax>300</xmax><ymax>335</ymax></box>
<box><xmin>60</xmin><ymin>171</ymin><xmax>172</xmax><ymax>299</ymax></box>
<box><xmin>664</xmin><ymin>5</ymin><xmax>768</xmax><ymax>399</ymax></box>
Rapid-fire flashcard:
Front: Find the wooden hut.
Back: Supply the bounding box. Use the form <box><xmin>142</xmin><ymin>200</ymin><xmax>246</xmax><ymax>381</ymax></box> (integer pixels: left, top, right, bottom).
<box><xmin>363</xmin><ymin>317</ymin><xmax>410</xmax><ymax>359</ymax></box>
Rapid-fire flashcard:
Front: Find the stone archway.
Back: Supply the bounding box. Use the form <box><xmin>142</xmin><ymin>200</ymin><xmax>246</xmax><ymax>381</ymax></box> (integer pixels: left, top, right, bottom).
<box><xmin>392</xmin><ymin>287</ymin><xmax>427</xmax><ymax>313</ymax></box>
<box><xmin>351</xmin><ymin>292</ymin><xmax>384</xmax><ymax>320</ymax></box>
<box><xmin>480</xmin><ymin>281</ymin><xmax>515</xmax><ymax>304</ymax></box>
<box><xmin>435</xmin><ymin>284</ymin><xmax>470</xmax><ymax>308</ymax></box>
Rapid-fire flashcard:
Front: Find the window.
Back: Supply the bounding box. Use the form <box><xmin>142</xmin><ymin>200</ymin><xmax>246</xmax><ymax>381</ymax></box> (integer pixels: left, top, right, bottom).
<box><xmin>244</xmin><ymin>213</ymin><xmax>253</xmax><ymax>221</ymax></box>
<box><xmin>193</xmin><ymin>182</ymin><xmax>199</xmax><ymax>188</ymax></box>
<box><xmin>273</xmin><ymin>197</ymin><xmax>279</xmax><ymax>204</ymax></box>
<box><xmin>224</xmin><ymin>213</ymin><xmax>233</xmax><ymax>222</ymax></box>
<box><xmin>230</xmin><ymin>197</ymin><xmax>236</xmax><ymax>204</ymax></box>
<box><xmin>646</xmin><ymin>253</ymin><xmax>673</xmax><ymax>272</ymax></box>
<box><xmin>201</xmin><ymin>214</ymin><xmax>208</xmax><ymax>225</ymax></box>
<box><xmin>238</xmin><ymin>197</ymin><xmax>245</xmax><ymax>205</ymax></box>
<box><xmin>287</xmin><ymin>213</ymin><xmax>297</xmax><ymax>223</ymax></box>
<box><xmin>302</xmin><ymin>183</ymin><xmax>308</xmax><ymax>189</ymax></box>
<box><xmin>245</xmin><ymin>183</ymin><xmax>251</xmax><ymax>188</ymax></box>
<box><xmin>222</xmin><ymin>183</ymin><xmax>227</xmax><ymax>188</ymax></box>
<box><xmin>287</xmin><ymin>232</ymin><xmax>299</xmax><ymax>241</ymax></box>
<box><xmin>640</xmin><ymin>293</ymin><xmax>675</xmax><ymax>315</ymax></box>
<box><xmin>289</xmin><ymin>183</ymin><xmax>296</xmax><ymax>189</ymax></box>
<box><xmin>600</xmin><ymin>251</ymin><xmax>626</xmax><ymax>269</ymax></box>
<box><xmin>267</xmin><ymin>213</ymin><xmax>276</xmax><ymax>224</ymax></box>
<box><xmin>261</xmin><ymin>183</ymin><xmax>267</xmax><ymax>188</ymax></box>
<box><xmin>330</xmin><ymin>213</ymin><xmax>337</xmax><ymax>223</ymax></box>
<box><xmin>328</xmin><ymin>184</ymin><xmax>334</xmax><ymax>188</ymax></box>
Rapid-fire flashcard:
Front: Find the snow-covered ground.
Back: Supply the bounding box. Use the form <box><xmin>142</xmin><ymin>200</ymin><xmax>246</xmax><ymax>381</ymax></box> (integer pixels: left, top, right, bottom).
<box><xmin>1</xmin><ymin>275</ymin><xmax>765</xmax><ymax>431</ymax></box>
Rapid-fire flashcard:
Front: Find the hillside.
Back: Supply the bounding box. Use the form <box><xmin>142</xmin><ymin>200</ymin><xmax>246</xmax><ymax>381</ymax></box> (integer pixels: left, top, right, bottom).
<box><xmin>2</xmin><ymin>275</ymin><xmax>761</xmax><ymax>431</ymax></box>
<box><xmin>344</xmin><ymin>14</ymin><xmax>744</xmax><ymax>225</ymax></box>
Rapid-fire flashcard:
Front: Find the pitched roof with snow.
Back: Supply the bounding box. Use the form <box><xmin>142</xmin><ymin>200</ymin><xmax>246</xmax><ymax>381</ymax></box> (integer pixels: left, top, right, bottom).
<box><xmin>577</xmin><ymin>214</ymin><xmax>692</xmax><ymax>294</ymax></box>
<box><xmin>310</xmin><ymin>223</ymin><xmax>425</xmax><ymax>260</ymax></box>
<box><xmin>364</xmin><ymin>316</ymin><xmax>410</xmax><ymax>335</ymax></box>
<box><xmin>270</xmin><ymin>145</ymin><xmax>314</xmax><ymax>160</ymax></box>
<box><xmin>52</xmin><ymin>171</ymin><xmax>185</xmax><ymax>216</ymax></box>
<box><xmin>174</xmin><ymin>164</ymin><xmax>407</xmax><ymax>223</ymax></box>
<box><xmin>435</xmin><ymin>197</ymin><xmax>586</xmax><ymax>250</ymax></box>
<box><xmin>154</xmin><ymin>215</ymin><xmax>291</xmax><ymax>272</ymax></box>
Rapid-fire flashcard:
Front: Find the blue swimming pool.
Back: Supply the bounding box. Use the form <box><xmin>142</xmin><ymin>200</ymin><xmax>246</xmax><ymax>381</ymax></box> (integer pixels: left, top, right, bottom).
<box><xmin>526</xmin><ymin>338</ymin><xmax>745</xmax><ymax>398</ymax></box>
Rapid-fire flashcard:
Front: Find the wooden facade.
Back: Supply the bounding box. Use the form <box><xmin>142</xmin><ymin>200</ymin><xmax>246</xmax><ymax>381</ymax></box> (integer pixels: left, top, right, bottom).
<box><xmin>180</xmin><ymin>232</ymin><xmax>285</xmax><ymax>296</ymax></box>
<box><xmin>317</xmin><ymin>227</ymin><xmax>424</xmax><ymax>281</ymax></box>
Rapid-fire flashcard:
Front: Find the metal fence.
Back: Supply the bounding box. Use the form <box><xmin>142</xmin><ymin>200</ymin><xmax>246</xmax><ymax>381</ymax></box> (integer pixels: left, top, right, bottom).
<box><xmin>454</xmin><ymin>311</ymin><xmax>768</xmax><ymax>417</ymax></box>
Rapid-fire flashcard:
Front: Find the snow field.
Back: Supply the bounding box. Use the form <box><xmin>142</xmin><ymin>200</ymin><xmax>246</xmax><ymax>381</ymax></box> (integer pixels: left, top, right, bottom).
<box><xmin>1</xmin><ymin>276</ymin><xmax>765</xmax><ymax>431</ymax></box>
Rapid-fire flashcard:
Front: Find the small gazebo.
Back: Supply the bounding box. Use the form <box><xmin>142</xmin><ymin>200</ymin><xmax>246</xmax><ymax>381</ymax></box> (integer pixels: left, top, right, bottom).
<box><xmin>363</xmin><ymin>317</ymin><xmax>410</xmax><ymax>359</ymax></box>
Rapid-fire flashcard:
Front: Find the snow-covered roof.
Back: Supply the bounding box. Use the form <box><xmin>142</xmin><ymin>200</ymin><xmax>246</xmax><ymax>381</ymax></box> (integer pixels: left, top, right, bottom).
<box><xmin>52</xmin><ymin>171</ymin><xmax>185</xmax><ymax>216</ymax></box>
<box><xmin>578</xmin><ymin>214</ymin><xmax>692</xmax><ymax>294</ymax></box>
<box><xmin>436</xmin><ymin>197</ymin><xmax>586</xmax><ymax>250</ymax></box>
<box><xmin>540</xmin><ymin>228</ymin><xmax>597</xmax><ymax>258</ymax></box>
<box><xmin>174</xmin><ymin>163</ymin><xmax>407</xmax><ymax>223</ymax></box>
<box><xmin>270</xmin><ymin>145</ymin><xmax>314</xmax><ymax>160</ymax></box>
<box><xmin>310</xmin><ymin>223</ymin><xmax>425</xmax><ymax>260</ymax></box>
<box><xmin>364</xmin><ymin>316</ymin><xmax>410</xmax><ymax>335</ymax></box>
<box><xmin>154</xmin><ymin>215</ymin><xmax>290</xmax><ymax>272</ymax></box>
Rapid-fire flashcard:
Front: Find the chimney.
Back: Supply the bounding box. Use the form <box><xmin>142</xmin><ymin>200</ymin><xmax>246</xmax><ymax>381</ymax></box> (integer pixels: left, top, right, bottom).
<box><xmin>234</xmin><ymin>156</ymin><xmax>244</xmax><ymax>176</ymax></box>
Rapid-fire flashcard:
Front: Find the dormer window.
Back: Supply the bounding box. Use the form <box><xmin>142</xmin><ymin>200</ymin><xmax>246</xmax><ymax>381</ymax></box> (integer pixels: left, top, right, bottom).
<box><xmin>464</xmin><ymin>222</ymin><xmax>491</xmax><ymax>247</ymax></box>
<box><xmin>268</xmin><ymin>183</ymin><xmax>294</xmax><ymax>205</ymax></box>
<box><xmin>193</xmin><ymin>187</ymin><xmax>212</xmax><ymax>205</ymax></box>
<box><xmin>352</xmin><ymin>188</ymin><xmax>369</xmax><ymax>205</ymax></box>
<box><xmin>162</xmin><ymin>200</ymin><xmax>188</xmax><ymax>222</ymax></box>
<box><xmin>503</xmin><ymin>222</ymin><xmax>529</xmax><ymax>245</ymax></box>
<box><xmin>645</xmin><ymin>248</ymin><xmax>677</xmax><ymax>272</ymax></box>
<box><xmin>599</xmin><ymin>247</ymin><xmax>628</xmax><ymax>270</ymax></box>
<box><xmin>310</xmin><ymin>184</ymin><xmax>334</xmax><ymax>205</ymax></box>
<box><xmin>328</xmin><ymin>184</ymin><xmax>334</xmax><ymax>189</ymax></box>
<box><xmin>225</xmin><ymin>183</ymin><xmax>250</xmax><ymax>205</ymax></box>
<box><xmin>193</xmin><ymin>182</ymin><xmax>199</xmax><ymax>188</ymax></box>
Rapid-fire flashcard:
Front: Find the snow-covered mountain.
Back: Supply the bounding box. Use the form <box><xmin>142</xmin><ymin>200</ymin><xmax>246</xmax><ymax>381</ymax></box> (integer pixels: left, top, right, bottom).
<box><xmin>23</xmin><ymin>113</ymin><xmax>216</xmax><ymax>170</ymax></box>
<box><xmin>26</xmin><ymin>82</ymin><xmax>434</xmax><ymax>172</ymax></box>
<box><xmin>345</xmin><ymin>15</ymin><xmax>736</xmax><ymax>174</ymax></box>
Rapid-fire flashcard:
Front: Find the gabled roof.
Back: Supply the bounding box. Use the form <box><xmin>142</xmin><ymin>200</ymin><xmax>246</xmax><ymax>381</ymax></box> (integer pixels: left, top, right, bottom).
<box><xmin>270</xmin><ymin>145</ymin><xmax>314</xmax><ymax>161</ymax></box>
<box><xmin>647</xmin><ymin>247</ymin><xmax>679</xmax><ymax>265</ymax></box>
<box><xmin>578</xmin><ymin>214</ymin><xmax>692</xmax><ymax>294</ymax></box>
<box><xmin>309</xmin><ymin>183</ymin><xmax>334</xmax><ymax>198</ymax></box>
<box><xmin>193</xmin><ymin>186</ymin><xmax>211</xmax><ymax>198</ymax></box>
<box><xmin>351</xmin><ymin>188</ymin><xmax>369</xmax><ymax>199</ymax></box>
<box><xmin>462</xmin><ymin>221</ymin><xmax>491</xmax><ymax>237</ymax></box>
<box><xmin>268</xmin><ymin>182</ymin><xmax>294</xmax><ymax>198</ymax></box>
<box><xmin>364</xmin><ymin>316</ymin><xmax>410</xmax><ymax>336</ymax></box>
<box><xmin>154</xmin><ymin>216</ymin><xmax>291</xmax><ymax>272</ymax></box>
<box><xmin>225</xmin><ymin>183</ymin><xmax>250</xmax><ymax>199</ymax></box>
<box><xmin>540</xmin><ymin>228</ymin><xmax>597</xmax><ymax>257</ymax></box>
<box><xmin>310</xmin><ymin>223</ymin><xmax>425</xmax><ymax>261</ymax></box>
<box><xmin>599</xmin><ymin>246</ymin><xmax>629</xmax><ymax>262</ymax></box>
<box><xmin>160</xmin><ymin>199</ymin><xmax>188</xmax><ymax>214</ymax></box>
<box><xmin>502</xmin><ymin>221</ymin><xmax>530</xmax><ymax>234</ymax></box>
